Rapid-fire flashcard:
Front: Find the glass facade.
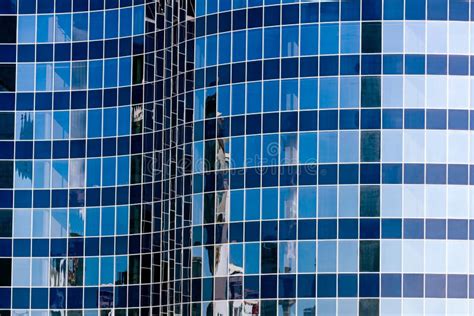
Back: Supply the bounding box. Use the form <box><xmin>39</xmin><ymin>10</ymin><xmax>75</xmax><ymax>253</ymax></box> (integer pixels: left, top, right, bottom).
<box><xmin>190</xmin><ymin>0</ymin><xmax>474</xmax><ymax>315</ymax></box>
<box><xmin>1</xmin><ymin>0</ymin><xmax>194</xmax><ymax>315</ymax></box>
<box><xmin>2</xmin><ymin>0</ymin><xmax>474</xmax><ymax>315</ymax></box>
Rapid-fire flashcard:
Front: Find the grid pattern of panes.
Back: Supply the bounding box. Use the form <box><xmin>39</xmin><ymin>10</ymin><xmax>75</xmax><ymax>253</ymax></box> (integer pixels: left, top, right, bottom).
<box><xmin>189</xmin><ymin>0</ymin><xmax>474</xmax><ymax>315</ymax></box>
<box><xmin>0</xmin><ymin>0</ymin><xmax>161</xmax><ymax>315</ymax></box>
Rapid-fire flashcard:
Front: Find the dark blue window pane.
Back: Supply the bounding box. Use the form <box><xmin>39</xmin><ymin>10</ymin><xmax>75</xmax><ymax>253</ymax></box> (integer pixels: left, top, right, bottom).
<box><xmin>406</xmin><ymin>0</ymin><xmax>426</xmax><ymax>19</ymax></box>
<box><xmin>384</xmin><ymin>0</ymin><xmax>404</xmax><ymax>19</ymax></box>
<box><xmin>428</xmin><ymin>0</ymin><xmax>447</xmax><ymax>19</ymax></box>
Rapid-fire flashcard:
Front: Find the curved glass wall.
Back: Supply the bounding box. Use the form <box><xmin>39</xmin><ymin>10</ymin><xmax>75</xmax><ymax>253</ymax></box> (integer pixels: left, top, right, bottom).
<box><xmin>0</xmin><ymin>0</ymin><xmax>197</xmax><ymax>315</ymax></box>
<box><xmin>188</xmin><ymin>0</ymin><xmax>474</xmax><ymax>315</ymax></box>
<box><xmin>3</xmin><ymin>0</ymin><xmax>474</xmax><ymax>315</ymax></box>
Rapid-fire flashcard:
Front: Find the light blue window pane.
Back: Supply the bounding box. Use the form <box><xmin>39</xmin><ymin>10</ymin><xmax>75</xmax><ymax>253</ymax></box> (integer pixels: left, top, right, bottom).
<box><xmin>230</xmin><ymin>190</ymin><xmax>244</xmax><ymax>222</ymax></box>
<box><xmin>89</xmin><ymin>11</ymin><xmax>104</xmax><ymax>40</ymax></box>
<box><xmin>232</xmin><ymin>84</ymin><xmax>245</xmax><ymax>115</ymax></box>
<box><xmin>100</xmin><ymin>257</ymin><xmax>114</xmax><ymax>285</ymax></box>
<box><xmin>339</xmin><ymin>186</ymin><xmax>359</xmax><ymax>217</ymax></box>
<box><xmin>298</xmin><ymin>300</ymin><xmax>317</xmax><ymax>316</ymax></box>
<box><xmin>319</xmin><ymin>78</ymin><xmax>339</xmax><ymax>109</ymax></box>
<box><xmin>85</xmin><ymin>258</ymin><xmax>99</xmax><ymax>286</ymax></box>
<box><xmin>338</xmin><ymin>241</ymin><xmax>358</xmax><ymax>272</ymax></box>
<box><xmin>72</xmin><ymin>62</ymin><xmax>88</xmax><ymax>90</ymax></box>
<box><xmin>298</xmin><ymin>187</ymin><xmax>317</xmax><ymax>218</ymax></box>
<box><xmin>119</xmin><ymin>58</ymin><xmax>131</xmax><ymax>86</ymax></box>
<box><xmin>36</xmin><ymin>63</ymin><xmax>53</xmax><ymax>91</ymax></box>
<box><xmin>230</xmin><ymin>244</ymin><xmax>243</xmax><ymax>270</ymax></box>
<box><xmin>282</xmin><ymin>26</ymin><xmax>299</xmax><ymax>57</ymax></box>
<box><xmin>248</xmin><ymin>29</ymin><xmax>262</xmax><ymax>60</ymax></box>
<box><xmin>18</xmin><ymin>15</ymin><xmax>36</xmax><ymax>43</ymax></box>
<box><xmin>318</xmin><ymin>299</ymin><xmax>336</xmax><ymax>315</ymax></box>
<box><xmin>69</xmin><ymin>159</ymin><xmax>85</xmax><ymax>188</ymax></box>
<box><xmin>120</xmin><ymin>8</ymin><xmax>132</xmax><ymax>37</ymax></box>
<box><xmin>52</xmin><ymin>160</ymin><xmax>68</xmax><ymax>188</ymax></box>
<box><xmin>193</xmin><ymin>194</ymin><xmax>203</xmax><ymax>225</ymax></box>
<box><xmin>14</xmin><ymin>209</ymin><xmax>31</xmax><ymax>237</ymax></box>
<box><xmin>15</xmin><ymin>161</ymin><xmax>32</xmax><ymax>188</ymax></box>
<box><xmin>298</xmin><ymin>242</ymin><xmax>316</xmax><ymax>272</ymax></box>
<box><xmin>89</xmin><ymin>60</ymin><xmax>103</xmax><ymax>89</ymax></box>
<box><xmin>262</xmin><ymin>188</ymin><xmax>278</xmax><ymax>219</ymax></box>
<box><xmin>103</xmin><ymin>108</ymin><xmax>117</xmax><ymax>137</ymax></box>
<box><xmin>206</xmin><ymin>35</ymin><xmax>217</xmax><ymax>66</ymax></box>
<box><xmin>102</xmin><ymin>158</ymin><xmax>117</xmax><ymax>186</ymax></box>
<box><xmin>55</xmin><ymin>14</ymin><xmax>72</xmax><ymax>42</ymax></box>
<box><xmin>86</xmin><ymin>208</ymin><xmax>100</xmax><ymax>236</ymax></box>
<box><xmin>245</xmin><ymin>189</ymin><xmax>261</xmax><ymax>220</ymax></box>
<box><xmin>263</xmin><ymin>80</ymin><xmax>279</xmax><ymax>112</ymax></box>
<box><xmin>87</xmin><ymin>110</ymin><xmax>102</xmax><ymax>138</ymax></box>
<box><xmin>247</xmin><ymin>82</ymin><xmax>262</xmax><ymax>113</ymax></box>
<box><xmin>17</xmin><ymin>64</ymin><xmax>35</xmax><ymax>91</ymax></box>
<box><xmin>116</xmin><ymin>207</ymin><xmax>129</xmax><ymax>235</ymax></box>
<box><xmin>37</xmin><ymin>15</ymin><xmax>54</xmax><ymax>42</ymax></box>
<box><xmin>73</xmin><ymin>13</ymin><xmax>88</xmax><ymax>41</ymax></box>
<box><xmin>219</xmin><ymin>33</ymin><xmax>231</xmax><ymax>64</ymax></box>
<box><xmin>339</xmin><ymin>131</ymin><xmax>359</xmax><ymax>162</ymax></box>
<box><xmin>118</xmin><ymin>106</ymin><xmax>130</xmax><ymax>135</ymax></box>
<box><xmin>231</xmin><ymin>136</ymin><xmax>245</xmax><ymax>168</ymax></box>
<box><xmin>245</xmin><ymin>243</ymin><xmax>260</xmax><ymax>274</ymax></box>
<box><xmin>16</xmin><ymin>111</ymin><xmax>33</xmax><ymax>140</ymax></box>
<box><xmin>319</xmin><ymin>132</ymin><xmax>338</xmax><ymax>162</ymax></box>
<box><xmin>320</xmin><ymin>24</ymin><xmax>339</xmax><ymax>54</ymax></box>
<box><xmin>341</xmin><ymin>23</ymin><xmax>360</xmax><ymax>54</ymax></box>
<box><xmin>51</xmin><ymin>209</ymin><xmax>67</xmax><ymax>237</ymax></box>
<box><xmin>232</xmin><ymin>31</ymin><xmax>246</xmax><ymax>62</ymax></box>
<box><xmin>193</xmin><ymin>142</ymin><xmax>203</xmax><ymax>173</ymax></box>
<box><xmin>280</xmin><ymin>133</ymin><xmax>298</xmax><ymax>165</ymax></box>
<box><xmin>101</xmin><ymin>207</ymin><xmax>115</xmax><ymax>235</ymax></box>
<box><xmin>203</xmin><ymin>248</ymin><xmax>212</xmax><ymax>277</ymax></box>
<box><xmin>104</xmin><ymin>59</ymin><xmax>118</xmax><ymax>88</ymax></box>
<box><xmin>264</xmin><ymin>27</ymin><xmax>280</xmax><ymax>58</ymax></box>
<box><xmin>218</xmin><ymin>86</ymin><xmax>230</xmax><ymax>116</ymax></box>
<box><xmin>71</xmin><ymin>110</ymin><xmax>87</xmax><ymax>139</ymax></box>
<box><xmin>31</xmin><ymin>259</ymin><xmax>48</xmax><ymax>286</ymax></box>
<box><xmin>300</xmin><ymin>78</ymin><xmax>318</xmax><ymax>109</ymax></box>
<box><xmin>301</xmin><ymin>24</ymin><xmax>318</xmax><ymax>55</ymax></box>
<box><xmin>280</xmin><ymin>187</ymin><xmax>297</xmax><ymax>218</ymax></box>
<box><xmin>54</xmin><ymin>63</ymin><xmax>71</xmax><ymax>91</ymax></box>
<box><xmin>246</xmin><ymin>135</ymin><xmax>261</xmax><ymax>167</ymax></box>
<box><xmin>383</xmin><ymin>22</ymin><xmax>403</xmax><ymax>53</ymax></box>
<box><xmin>117</xmin><ymin>156</ymin><xmax>130</xmax><ymax>185</ymax></box>
<box><xmin>195</xmin><ymin>37</ymin><xmax>206</xmax><ymax>68</ymax></box>
<box><xmin>318</xmin><ymin>241</ymin><xmax>337</xmax><ymax>272</ymax></box>
<box><xmin>69</xmin><ymin>208</ymin><xmax>84</xmax><ymax>237</ymax></box>
<box><xmin>13</xmin><ymin>258</ymin><xmax>30</xmax><ymax>286</ymax></box>
<box><xmin>133</xmin><ymin>5</ymin><xmax>144</xmax><ymax>35</ymax></box>
<box><xmin>340</xmin><ymin>77</ymin><xmax>359</xmax><ymax>108</ymax></box>
<box><xmin>194</xmin><ymin>89</ymin><xmax>204</xmax><ymax>120</ymax></box>
<box><xmin>34</xmin><ymin>161</ymin><xmax>51</xmax><ymax>188</ymax></box>
<box><xmin>383</xmin><ymin>76</ymin><xmax>403</xmax><ymax>107</ymax></box>
<box><xmin>318</xmin><ymin>186</ymin><xmax>337</xmax><ymax>217</ymax></box>
<box><xmin>281</xmin><ymin>80</ymin><xmax>298</xmax><ymax>111</ymax></box>
<box><xmin>262</xmin><ymin>134</ymin><xmax>279</xmax><ymax>166</ymax></box>
<box><xmin>105</xmin><ymin>10</ymin><xmax>119</xmax><ymax>39</ymax></box>
<box><xmin>35</xmin><ymin>112</ymin><xmax>52</xmax><ymax>140</ymax></box>
<box><xmin>279</xmin><ymin>241</ymin><xmax>296</xmax><ymax>273</ymax></box>
<box><xmin>299</xmin><ymin>132</ymin><xmax>317</xmax><ymax>164</ymax></box>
